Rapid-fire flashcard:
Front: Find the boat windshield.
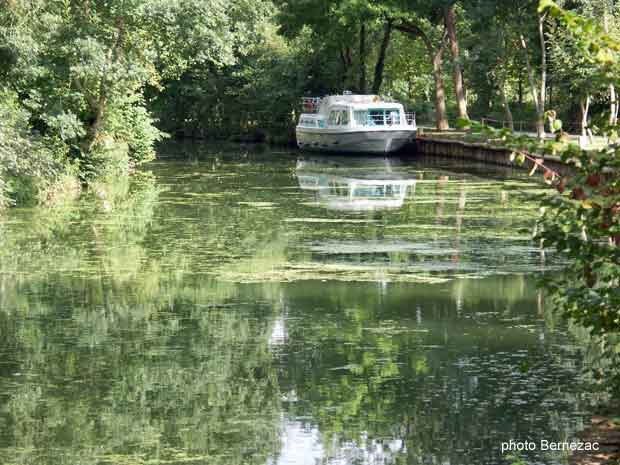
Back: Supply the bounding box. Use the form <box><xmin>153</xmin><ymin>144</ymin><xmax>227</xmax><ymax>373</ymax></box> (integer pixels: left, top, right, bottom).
<box><xmin>354</xmin><ymin>108</ymin><xmax>401</xmax><ymax>126</ymax></box>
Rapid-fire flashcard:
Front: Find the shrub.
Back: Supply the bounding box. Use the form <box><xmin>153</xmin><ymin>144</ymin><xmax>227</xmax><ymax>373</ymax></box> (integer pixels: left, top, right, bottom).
<box><xmin>0</xmin><ymin>89</ymin><xmax>75</xmax><ymax>207</ymax></box>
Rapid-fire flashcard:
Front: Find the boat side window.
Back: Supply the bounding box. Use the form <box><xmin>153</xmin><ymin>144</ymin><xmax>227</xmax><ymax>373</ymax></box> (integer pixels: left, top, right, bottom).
<box><xmin>328</xmin><ymin>110</ymin><xmax>349</xmax><ymax>126</ymax></box>
<box><xmin>302</xmin><ymin>118</ymin><xmax>318</xmax><ymax>127</ymax></box>
<box><xmin>328</xmin><ymin>111</ymin><xmax>338</xmax><ymax>126</ymax></box>
<box><xmin>356</xmin><ymin>108</ymin><xmax>402</xmax><ymax>126</ymax></box>
<box><xmin>354</xmin><ymin>110</ymin><xmax>368</xmax><ymax>126</ymax></box>
<box><xmin>387</xmin><ymin>110</ymin><xmax>401</xmax><ymax>125</ymax></box>
<box><xmin>318</xmin><ymin>119</ymin><xmax>326</xmax><ymax>128</ymax></box>
<box><xmin>368</xmin><ymin>109</ymin><xmax>385</xmax><ymax>126</ymax></box>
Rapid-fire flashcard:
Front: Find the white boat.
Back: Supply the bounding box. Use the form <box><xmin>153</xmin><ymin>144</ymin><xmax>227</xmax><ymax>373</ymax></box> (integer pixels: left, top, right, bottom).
<box><xmin>296</xmin><ymin>93</ymin><xmax>417</xmax><ymax>154</ymax></box>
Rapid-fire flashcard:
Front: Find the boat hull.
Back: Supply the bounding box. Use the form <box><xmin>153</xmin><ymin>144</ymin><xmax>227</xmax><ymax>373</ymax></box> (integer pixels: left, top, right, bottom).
<box><xmin>296</xmin><ymin>128</ymin><xmax>415</xmax><ymax>154</ymax></box>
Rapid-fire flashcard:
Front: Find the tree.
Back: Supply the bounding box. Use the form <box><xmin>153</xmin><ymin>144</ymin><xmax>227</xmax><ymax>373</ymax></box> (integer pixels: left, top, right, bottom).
<box><xmin>517</xmin><ymin>8</ymin><xmax>548</xmax><ymax>139</ymax></box>
<box><xmin>275</xmin><ymin>0</ymin><xmax>395</xmax><ymax>95</ymax></box>
<box><xmin>394</xmin><ymin>13</ymin><xmax>450</xmax><ymax>130</ymax></box>
<box><xmin>575</xmin><ymin>0</ymin><xmax>620</xmax><ymax>126</ymax></box>
<box><xmin>388</xmin><ymin>0</ymin><xmax>474</xmax><ymax>130</ymax></box>
<box><xmin>0</xmin><ymin>0</ymin><xmax>265</xmax><ymax>181</ymax></box>
<box><xmin>547</xmin><ymin>12</ymin><xmax>598</xmax><ymax>136</ymax></box>
<box><xmin>464</xmin><ymin>0</ymin><xmax>620</xmax><ymax>395</ymax></box>
<box><xmin>371</xmin><ymin>18</ymin><xmax>393</xmax><ymax>94</ymax></box>
<box><xmin>444</xmin><ymin>3</ymin><xmax>468</xmax><ymax>120</ymax></box>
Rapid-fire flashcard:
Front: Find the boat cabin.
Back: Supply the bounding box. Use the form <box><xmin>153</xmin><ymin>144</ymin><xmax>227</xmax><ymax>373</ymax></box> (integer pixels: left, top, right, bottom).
<box><xmin>299</xmin><ymin>94</ymin><xmax>413</xmax><ymax>129</ymax></box>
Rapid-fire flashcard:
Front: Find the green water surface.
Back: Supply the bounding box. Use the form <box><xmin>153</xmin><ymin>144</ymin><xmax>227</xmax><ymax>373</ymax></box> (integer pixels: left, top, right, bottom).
<box><xmin>0</xmin><ymin>144</ymin><xmax>593</xmax><ymax>465</ymax></box>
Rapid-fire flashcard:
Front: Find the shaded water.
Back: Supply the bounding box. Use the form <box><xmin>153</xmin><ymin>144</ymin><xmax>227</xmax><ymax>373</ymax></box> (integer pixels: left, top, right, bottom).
<box><xmin>0</xmin><ymin>144</ymin><xmax>593</xmax><ymax>465</ymax></box>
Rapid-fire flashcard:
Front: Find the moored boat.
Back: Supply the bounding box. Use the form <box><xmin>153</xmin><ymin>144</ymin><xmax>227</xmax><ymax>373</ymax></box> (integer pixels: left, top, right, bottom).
<box><xmin>296</xmin><ymin>93</ymin><xmax>416</xmax><ymax>154</ymax></box>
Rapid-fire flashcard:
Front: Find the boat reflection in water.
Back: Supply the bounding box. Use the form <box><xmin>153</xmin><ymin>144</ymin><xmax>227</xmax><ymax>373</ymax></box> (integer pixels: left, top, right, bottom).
<box><xmin>295</xmin><ymin>155</ymin><xmax>416</xmax><ymax>211</ymax></box>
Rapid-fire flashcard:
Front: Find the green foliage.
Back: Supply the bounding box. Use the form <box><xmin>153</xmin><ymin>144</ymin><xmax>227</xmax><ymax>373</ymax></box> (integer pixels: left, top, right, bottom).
<box><xmin>531</xmin><ymin>1</ymin><xmax>620</xmax><ymax>337</ymax></box>
<box><xmin>0</xmin><ymin>0</ymin><xmax>265</xmax><ymax>199</ymax></box>
<box><xmin>0</xmin><ymin>88</ymin><xmax>74</xmax><ymax>206</ymax></box>
<box><xmin>107</xmin><ymin>96</ymin><xmax>166</xmax><ymax>165</ymax></box>
<box><xmin>536</xmin><ymin>142</ymin><xmax>620</xmax><ymax>334</ymax></box>
<box><xmin>151</xmin><ymin>21</ymin><xmax>342</xmax><ymax>142</ymax></box>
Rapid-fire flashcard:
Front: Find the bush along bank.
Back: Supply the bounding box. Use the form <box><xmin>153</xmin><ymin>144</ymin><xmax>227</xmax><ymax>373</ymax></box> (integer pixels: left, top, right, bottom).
<box><xmin>0</xmin><ymin>89</ymin><xmax>162</xmax><ymax>209</ymax></box>
<box><xmin>0</xmin><ymin>0</ymin><xmax>271</xmax><ymax>209</ymax></box>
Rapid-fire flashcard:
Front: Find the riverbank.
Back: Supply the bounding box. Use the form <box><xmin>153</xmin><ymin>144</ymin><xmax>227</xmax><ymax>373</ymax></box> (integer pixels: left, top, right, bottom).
<box><xmin>411</xmin><ymin>128</ymin><xmax>575</xmax><ymax>175</ymax></box>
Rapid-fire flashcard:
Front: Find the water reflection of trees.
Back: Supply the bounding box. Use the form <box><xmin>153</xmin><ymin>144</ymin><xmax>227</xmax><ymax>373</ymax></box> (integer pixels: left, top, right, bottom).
<box><xmin>0</xmin><ymin>175</ymin><xmax>282</xmax><ymax>465</ymax></box>
<box><xmin>275</xmin><ymin>280</ymin><xmax>589</xmax><ymax>464</ymax></box>
<box><xmin>0</xmin><ymin>148</ymin><xmax>590</xmax><ymax>465</ymax></box>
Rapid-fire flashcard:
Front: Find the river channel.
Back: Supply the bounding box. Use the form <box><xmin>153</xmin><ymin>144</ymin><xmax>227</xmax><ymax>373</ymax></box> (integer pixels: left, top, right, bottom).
<box><xmin>0</xmin><ymin>143</ymin><xmax>595</xmax><ymax>465</ymax></box>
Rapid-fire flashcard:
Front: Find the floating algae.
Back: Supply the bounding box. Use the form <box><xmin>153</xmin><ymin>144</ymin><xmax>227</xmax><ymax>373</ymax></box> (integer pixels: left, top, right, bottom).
<box><xmin>284</xmin><ymin>217</ymin><xmax>377</xmax><ymax>224</ymax></box>
<box><xmin>216</xmin><ymin>261</ymin><xmax>450</xmax><ymax>284</ymax></box>
<box><xmin>237</xmin><ymin>201</ymin><xmax>277</xmax><ymax>208</ymax></box>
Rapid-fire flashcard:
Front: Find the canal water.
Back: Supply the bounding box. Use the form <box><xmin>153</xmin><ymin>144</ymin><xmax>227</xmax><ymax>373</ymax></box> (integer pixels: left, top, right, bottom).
<box><xmin>0</xmin><ymin>144</ymin><xmax>594</xmax><ymax>464</ymax></box>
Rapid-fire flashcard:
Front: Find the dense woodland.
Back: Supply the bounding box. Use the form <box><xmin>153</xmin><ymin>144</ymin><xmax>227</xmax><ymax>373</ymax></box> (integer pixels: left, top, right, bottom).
<box><xmin>0</xmin><ymin>0</ymin><xmax>618</xmax><ymax>205</ymax></box>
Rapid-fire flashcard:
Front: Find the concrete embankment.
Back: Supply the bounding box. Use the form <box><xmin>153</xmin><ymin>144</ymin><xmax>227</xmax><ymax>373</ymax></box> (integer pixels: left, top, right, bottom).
<box><xmin>408</xmin><ymin>134</ymin><xmax>572</xmax><ymax>176</ymax></box>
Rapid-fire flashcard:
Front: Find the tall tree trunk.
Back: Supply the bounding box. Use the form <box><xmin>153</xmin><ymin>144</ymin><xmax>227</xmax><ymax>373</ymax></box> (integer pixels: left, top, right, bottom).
<box><xmin>358</xmin><ymin>21</ymin><xmax>367</xmax><ymax>94</ymax></box>
<box><xmin>371</xmin><ymin>20</ymin><xmax>393</xmax><ymax>94</ymax></box>
<box><xmin>340</xmin><ymin>46</ymin><xmax>353</xmax><ymax>90</ymax></box>
<box><xmin>81</xmin><ymin>18</ymin><xmax>125</xmax><ymax>154</ymax></box>
<box><xmin>520</xmin><ymin>13</ymin><xmax>547</xmax><ymax>140</ymax></box>
<box><xmin>339</xmin><ymin>48</ymin><xmax>349</xmax><ymax>89</ymax></box>
<box><xmin>432</xmin><ymin>44</ymin><xmax>449</xmax><ymax>130</ymax></box>
<box><xmin>610</xmin><ymin>85</ymin><xmax>617</xmax><ymax>126</ymax></box>
<box><xmin>538</xmin><ymin>12</ymin><xmax>547</xmax><ymax>139</ymax></box>
<box><xmin>444</xmin><ymin>4</ymin><xmax>468</xmax><ymax>119</ymax></box>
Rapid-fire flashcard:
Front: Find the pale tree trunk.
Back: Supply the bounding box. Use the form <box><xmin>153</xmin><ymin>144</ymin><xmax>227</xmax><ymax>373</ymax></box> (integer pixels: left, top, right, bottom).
<box><xmin>358</xmin><ymin>21</ymin><xmax>367</xmax><ymax>94</ymax></box>
<box><xmin>500</xmin><ymin>81</ymin><xmax>514</xmax><ymax>131</ymax></box>
<box><xmin>444</xmin><ymin>4</ymin><xmax>468</xmax><ymax>119</ymax></box>
<box><xmin>371</xmin><ymin>19</ymin><xmax>393</xmax><ymax>94</ymax></box>
<box><xmin>603</xmin><ymin>12</ymin><xmax>617</xmax><ymax>126</ymax></box>
<box><xmin>499</xmin><ymin>35</ymin><xmax>513</xmax><ymax>131</ymax></box>
<box><xmin>520</xmin><ymin>13</ymin><xmax>547</xmax><ymax>140</ymax></box>
<box><xmin>538</xmin><ymin>12</ymin><xmax>547</xmax><ymax>138</ymax></box>
<box><xmin>580</xmin><ymin>95</ymin><xmax>590</xmax><ymax>136</ymax></box>
<box><xmin>432</xmin><ymin>43</ymin><xmax>449</xmax><ymax>130</ymax></box>
<box><xmin>520</xmin><ymin>32</ymin><xmax>543</xmax><ymax>138</ymax></box>
<box><xmin>610</xmin><ymin>83</ymin><xmax>617</xmax><ymax>127</ymax></box>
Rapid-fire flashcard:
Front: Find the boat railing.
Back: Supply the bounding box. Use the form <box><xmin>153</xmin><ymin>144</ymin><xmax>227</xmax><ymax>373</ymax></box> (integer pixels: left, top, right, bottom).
<box><xmin>301</xmin><ymin>97</ymin><xmax>322</xmax><ymax>114</ymax></box>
